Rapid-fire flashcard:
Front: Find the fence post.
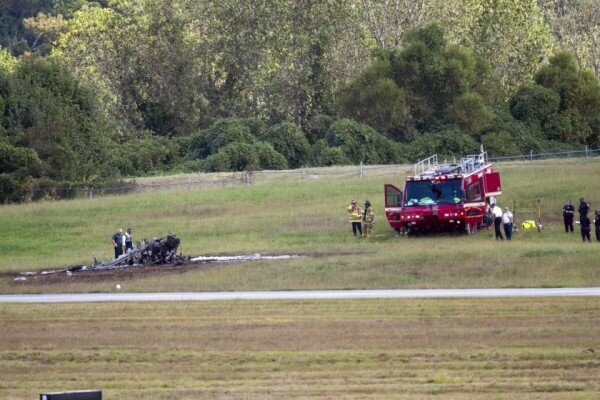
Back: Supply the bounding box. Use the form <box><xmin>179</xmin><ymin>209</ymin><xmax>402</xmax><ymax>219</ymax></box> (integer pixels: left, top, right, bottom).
<box><xmin>358</xmin><ymin>162</ymin><xmax>363</xmax><ymax>181</ymax></box>
<box><xmin>530</xmin><ymin>150</ymin><xmax>533</xmax><ymax>162</ymax></box>
<box><xmin>245</xmin><ymin>170</ymin><xmax>253</xmax><ymax>184</ymax></box>
<box><xmin>88</xmin><ymin>187</ymin><xmax>93</xmax><ymax>200</ymax></box>
<box><xmin>188</xmin><ymin>176</ymin><xmax>192</xmax><ymax>190</ymax></box>
<box><xmin>585</xmin><ymin>145</ymin><xmax>589</xmax><ymax>160</ymax></box>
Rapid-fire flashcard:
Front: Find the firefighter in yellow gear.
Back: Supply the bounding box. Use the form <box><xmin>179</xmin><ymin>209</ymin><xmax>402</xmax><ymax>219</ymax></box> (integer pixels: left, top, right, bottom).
<box><xmin>346</xmin><ymin>199</ymin><xmax>363</xmax><ymax>236</ymax></box>
<box><xmin>362</xmin><ymin>200</ymin><xmax>374</xmax><ymax>236</ymax></box>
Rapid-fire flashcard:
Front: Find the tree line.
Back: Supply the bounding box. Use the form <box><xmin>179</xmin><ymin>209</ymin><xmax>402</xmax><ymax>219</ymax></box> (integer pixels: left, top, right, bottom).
<box><xmin>0</xmin><ymin>0</ymin><xmax>599</xmax><ymax>202</ymax></box>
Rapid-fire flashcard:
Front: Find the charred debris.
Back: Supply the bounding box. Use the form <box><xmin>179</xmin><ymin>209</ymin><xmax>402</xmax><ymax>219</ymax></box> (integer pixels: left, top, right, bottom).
<box><xmin>15</xmin><ymin>234</ymin><xmax>299</xmax><ymax>280</ymax></box>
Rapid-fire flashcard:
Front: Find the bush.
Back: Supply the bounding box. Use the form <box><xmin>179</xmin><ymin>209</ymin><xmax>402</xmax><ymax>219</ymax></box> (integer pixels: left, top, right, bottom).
<box><xmin>543</xmin><ymin>112</ymin><xmax>572</xmax><ymax>141</ymax></box>
<box><xmin>326</xmin><ymin>119</ymin><xmax>382</xmax><ymax>164</ymax></box>
<box><xmin>187</xmin><ymin>118</ymin><xmax>263</xmax><ymax>161</ymax></box>
<box><xmin>305</xmin><ymin>114</ymin><xmax>335</xmax><ymax>144</ymax></box>
<box><xmin>0</xmin><ymin>174</ymin><xmax>19</xmax><ymax>203</ymax></box>
<box><xmin>120</xmin><ymin>136</ymin><xmax>179</xmax><ymax>175</ymax></box>
<box><xmin>481</xmin><ymin>131</ymin><xmax>520</xmax><ymax>156</ymax></box>
<box><xmin>0</xmin><ymin>141</ymin><xmax>44</xmax><ymax>176</ymax></box>
<box><xmin>309</xmin><ymin>140</ymin><xmax>349</xmax><ymax>166</ymax></box>
<box><xmin>264</xmin><ymin>122</ymin><xmax>310</xmax><ymax>168</ymax></box>
<box><xmin>252</xmin><ymin>142</ymin><xmax>288</xmax><ymax>170</ymax></box>
<box><xmin>510</xmin><ymin>84</ymin><xmax>560</xmax><ymax>124</ymax></box>
<box><xmin>446</xmin><ymin>92</ymin><xmax>494</xmax><ymax>136</ymax></box>
<box><xmin>202</xmin><ymin>152</ymin><xmax>232</xmax><ymax>172</ymax></box>
<box><xmin>205</xmin><ymin>118</ymin><xmax>256</xmax><ymax>152</ymax></box>
<box><xmin>409</xmin><ymin>127</ymin><xmax>479</xmax><ymax>161</ymax></box>
<box><xmin>201</xmin><ymin>141</ymin><xmax>288</xmax><ymax>172</ymax></box>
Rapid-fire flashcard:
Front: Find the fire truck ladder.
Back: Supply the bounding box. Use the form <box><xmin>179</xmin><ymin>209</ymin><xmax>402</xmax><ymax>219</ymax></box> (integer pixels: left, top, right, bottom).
<box><xmin>460</xmin><ymin>151</ymin><xmax>487</xmax><ymax>173</ymax></box>
<box><xmin>414</xmin><ymin>154</ymin><xmax>438</xmax><ymax>176</ymax></box>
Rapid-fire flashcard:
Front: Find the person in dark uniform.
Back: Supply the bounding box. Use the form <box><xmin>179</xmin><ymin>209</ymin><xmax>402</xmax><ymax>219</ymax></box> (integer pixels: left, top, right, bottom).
<box><xmin>595</xmin><ymin>210</ymin><xmax>600</xmax><ymax>242</ymax></box>
<box><xmin>580</xmin><ymin>214</ymin><xmax>591</xmax><ymax>242</ymax></box>
<box><xmin>562</xmin><ymin>200</ymin><xmax>575</xmax><ymax>233</ymax></box>
<box><xmin>112</xmin><ymin>229</ymin><xmax>124</xmax><ymax>259</ymax></box>
<box><xmin>578</xmin><ymin>197</ymin><xmax>590</xmax><ymax>221</ymax></box>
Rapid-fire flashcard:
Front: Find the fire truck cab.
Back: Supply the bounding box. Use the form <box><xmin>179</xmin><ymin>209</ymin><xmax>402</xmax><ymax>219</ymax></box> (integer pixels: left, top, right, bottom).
<box><xmin>384</xmin><ymin>150</ymin><xmax>501</xmax><ymax>235</ymax></box>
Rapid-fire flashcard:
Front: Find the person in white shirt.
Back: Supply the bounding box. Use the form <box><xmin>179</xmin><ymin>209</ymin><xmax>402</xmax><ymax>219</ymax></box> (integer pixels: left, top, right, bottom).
<box><xmin>491</xmin><ymin>203</ymin><xmax>503</xmax><ymax>240</ymax></box>
<box><xmin>502</xmin><ymin>207</ymin><xmax>513</xmax><ymax>240</ymax></box>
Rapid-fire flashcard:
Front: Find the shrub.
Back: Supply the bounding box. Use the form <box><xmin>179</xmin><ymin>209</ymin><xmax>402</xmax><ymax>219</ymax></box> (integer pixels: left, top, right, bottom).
<box><xmin>510</xmin><ymin>84</ymin><xmax>560</xmax><ymax>124</ymax></box>
<box><xmin>253</xmin><ymin>142</ymin><xmax>288</xmax><ymax>170</ymax></box>
<box><xmin>120</xmin><ymin>136</ymin><xmax>179</xmax><ymax>175</ymax></box>
<box><xmin>202</xmin><ymin>152</ymin><xmax>232</xmax><ymax>172</ymax></box>
<box><xmin>264</xmin><ymin>122</ymin><xmax>310</xmax><ymax>168</ymax></box>
<box><xmin>543</xmin><ymin>113</ymin><xmax>572</xmax><ymax>141</ymax></box>
<box><xmin>446</xmin><ymin>92</ymin><xmax>494</xmax><ymax>136</ymax></box>
<box><xmin>409</xmin><ymin>127</ymin><xmax>479</xmax><ymax>161</ymax></box>
<box><xmin>310</xmin><ymin>140</ymin><xmax>349</xmax><ymax>166</ymax></box>
<box><xmin>0</xmin><ymin>174</ymin><xmax>19</xmax><ymax>203</ymax></box>
<box><xmin>326</xmin><ymin>119</ymin><xmax>382</xmax><ymax>164</ymax></box>
<box><xmin>205</xmin><ymin>118</ymin><xmax>256</xmax><ymax>152</ymax></box>
<box><xmin>481</xmin><ymin>131</ymin><xmax>520</xmax><ymax>156</ymax></box>
<box><xmin>305</xmin><ymin>114</ymin><xmax>335</xmax><ymax>144</ymax></box>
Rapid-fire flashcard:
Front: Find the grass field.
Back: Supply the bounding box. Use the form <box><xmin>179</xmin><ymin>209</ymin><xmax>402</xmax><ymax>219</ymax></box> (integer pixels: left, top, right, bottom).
<box><xmin>1</xmin><ymin>298</ymin><xmax>599</xmax><ymax>399</ymax></box>
<box><xmin>0</xmin><ymin>159</ymin><xmax>599</xmax><ymax>292</ymax></box>
<box><xmin>1</xmin><ymin>159</ymin><xmax>599</xmax><ymax>399</ymax></box>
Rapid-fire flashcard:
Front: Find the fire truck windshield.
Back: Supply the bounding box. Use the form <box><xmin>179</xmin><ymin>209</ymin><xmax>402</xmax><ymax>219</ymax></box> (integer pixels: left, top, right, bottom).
<box><xmin>404</xmin><ymin>179</ymin><xmax>462</xmax><ymax>206</ymax></box>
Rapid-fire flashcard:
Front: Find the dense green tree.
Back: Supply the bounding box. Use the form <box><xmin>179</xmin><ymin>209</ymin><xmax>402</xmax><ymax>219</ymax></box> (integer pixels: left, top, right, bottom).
<box><xmin>540</xmin><ymin>0</ymin><xmax>600</xmax><ymax>81</ymax></box>
<box><xmin>446</xmin><ymin>92</ymin><xmax>495</xmax><ymax>136</ymax></box>
<box><xmin>5</xmin><ymin>55</ymin><xmax>117</xmax><ymax>180</ymax></box>
<box><xmin>336</xmin><ymin>54</ymin><xmax>409</xmax><ymax>137</ymax></box>
<box><xmin>0</xmin><ymin>0</ymin><xmax>53</xmax><ymax>54</ymax></box>
<box><xmin>390</xmin><ymin>24</ymin><xmax>499</xmax><ymax>132</ymax></box>
<box><xmin>509</xmin><ymin>84</ymin><xmax>560</xmax><ymax>124</ymax></box>
<box><xmin>533</xmin><ymin>51</ymin><xmax>600</xmax><ymax>145</ymax></box>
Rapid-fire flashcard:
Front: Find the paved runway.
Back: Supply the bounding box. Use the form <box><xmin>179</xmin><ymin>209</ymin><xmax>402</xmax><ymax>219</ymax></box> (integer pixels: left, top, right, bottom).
<box><xmin>1</xmin><ymin>287</ymin><xmax>599</xmax><ymax>303</ymax></box>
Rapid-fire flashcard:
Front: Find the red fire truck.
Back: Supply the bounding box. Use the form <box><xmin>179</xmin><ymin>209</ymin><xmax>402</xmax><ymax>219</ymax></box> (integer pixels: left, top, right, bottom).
<box><xmin>384</xmin><ymin>150</ymin><xmax>501</xmax><ymax>235</ymax></box>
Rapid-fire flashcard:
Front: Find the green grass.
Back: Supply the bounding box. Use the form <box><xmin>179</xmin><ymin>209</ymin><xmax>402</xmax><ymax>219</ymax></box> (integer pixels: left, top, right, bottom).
<box><xmin>0</xmin><ymin>159</ymin><xmax>599</xmax><ymax>293</ymax></box>
<box><xmin>1</xmin><ymin>161</ymin><xmax>599</xmax><ymax>399</ymax></box>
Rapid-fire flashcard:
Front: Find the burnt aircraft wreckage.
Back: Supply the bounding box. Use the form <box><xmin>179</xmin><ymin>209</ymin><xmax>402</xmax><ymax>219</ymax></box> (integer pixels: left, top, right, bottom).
<box><xmin>15</xmin><ymin>234</ymin><xmax>298</xmax><ymax>280</ymax></box>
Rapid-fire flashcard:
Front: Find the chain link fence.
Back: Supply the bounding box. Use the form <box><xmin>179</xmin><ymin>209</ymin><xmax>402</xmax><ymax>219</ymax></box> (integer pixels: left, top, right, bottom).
<box><xmin>21</xmin><ymin>147</ymin><xmax>600</xmax><ymax>200</ymax></box>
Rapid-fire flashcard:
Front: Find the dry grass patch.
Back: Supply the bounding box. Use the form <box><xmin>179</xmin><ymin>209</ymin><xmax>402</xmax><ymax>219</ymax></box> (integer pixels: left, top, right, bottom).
<box><xmin>1</xmin><ymin>298</ymin><xmax>598</xmax><ymax>399</ymax></box>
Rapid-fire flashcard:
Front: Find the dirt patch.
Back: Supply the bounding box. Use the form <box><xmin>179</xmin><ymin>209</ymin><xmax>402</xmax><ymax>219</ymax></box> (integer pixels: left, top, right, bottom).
<box><xmin>3</xmin><ymin>250</ymin><xmax>370</xmax><ymax>287</ymax></box>
<box><xmin>2</xmin><ymin>261</ymin><xmax>215</xmax><ymax>285</ymax></box>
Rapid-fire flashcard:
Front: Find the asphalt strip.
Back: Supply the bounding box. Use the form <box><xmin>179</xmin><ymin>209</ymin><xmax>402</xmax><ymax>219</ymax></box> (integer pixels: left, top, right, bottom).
<box><xmin>1</xmin><ymin>288</ymin><xmax>599</xmax><ymax>303</ymax></box>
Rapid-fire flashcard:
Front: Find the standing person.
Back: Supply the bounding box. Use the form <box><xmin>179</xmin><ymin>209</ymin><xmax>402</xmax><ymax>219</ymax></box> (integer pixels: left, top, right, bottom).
<box><xmin>362</xmin><ymin>200</ymin><xmax>374</xmax><ymax>237</ymax></box>
<box><xmin>595</xmin><ymin>210</ymin><xmax>600</xmax><ymax>242</ymax></box>
<box><xmin>491</xmin><ymin>203</ymin><xmax>504</xmax><ymax>240</ymax></box>
<box><xmin>502</xmin><ymin>207</ymin><xmax>513</xmax><ymax>240</ymax></box>
<box><xmin>124</xmin><ymin>228</ymin><xmax>134</xmax><ymax>252</ymax></box>
<box><xmin>112</xmin><ymin>229</ymin><xmax>124</xmax><ymax>259</ymax></box>
<box><xmin>562</xmin><ymin>200</ymin><xmax>575</xmax><ymax>233</ymax></box>
<box><xmin>580</xmin><ymin>214</ymin><xmax>592</xmax><ymax>242</ymax></box>
<box><xmin>346</xmin><ymin>199</ymin><xmax>363</xmax><ymax>237</ymax></box>
<box><xmin>578</xmin><ymin>197</ymin><xmax>590</xmax><ymax>221</ymax></box>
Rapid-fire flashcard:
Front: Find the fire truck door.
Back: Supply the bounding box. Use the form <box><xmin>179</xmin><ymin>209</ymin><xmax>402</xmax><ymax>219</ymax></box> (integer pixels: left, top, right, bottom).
<box><xmin>385</xmin><ymin>184</ymin><xmax>403</xmax><ymax>207</ymax></box>
<box><xmin>483</xmin><ymin>172</ymin><xmax>501</xmax><ymax>196</ymax></box>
